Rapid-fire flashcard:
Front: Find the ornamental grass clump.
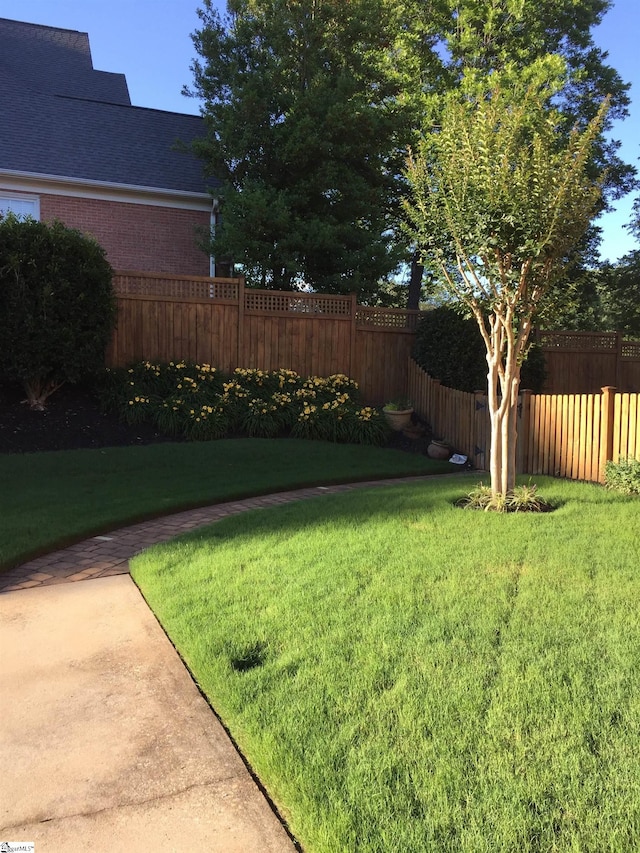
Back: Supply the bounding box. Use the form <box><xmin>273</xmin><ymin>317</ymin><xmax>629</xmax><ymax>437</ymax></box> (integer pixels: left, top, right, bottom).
<box><xmin>457</xmin><ymin>481</ymin><xmax>553</xmax><ymax>512</ymax></box>
<box><xmin>101</xmin><ymin>362</ymin><xmax>390</xmax><ymax>446</ymax></box>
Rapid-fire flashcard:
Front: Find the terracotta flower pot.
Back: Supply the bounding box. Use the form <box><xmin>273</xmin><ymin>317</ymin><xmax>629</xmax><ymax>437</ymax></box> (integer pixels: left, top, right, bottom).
<box><xmin>427</xmin><ymin>440</ymin><xmax>450</xmax><ymax>460</ymax></box>
<box><xmin>382</xmin><ymin>407</ymin><xmax>414</xmax><ymax>431</ymax></box>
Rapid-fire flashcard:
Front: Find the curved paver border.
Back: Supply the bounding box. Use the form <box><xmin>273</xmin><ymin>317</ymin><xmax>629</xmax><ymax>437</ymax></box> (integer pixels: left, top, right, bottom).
<box><xmin>0</xmin><ymin>474</ymin><xmax>467</xmax><ymax>593</ymax></box>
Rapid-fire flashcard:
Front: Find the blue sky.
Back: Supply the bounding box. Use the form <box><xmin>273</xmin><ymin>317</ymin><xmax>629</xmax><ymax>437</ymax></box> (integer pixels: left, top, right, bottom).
<box><xmin>3</xmin><ymin>0</ymin><xmax>638</xmax><ymax>264</ymax></box>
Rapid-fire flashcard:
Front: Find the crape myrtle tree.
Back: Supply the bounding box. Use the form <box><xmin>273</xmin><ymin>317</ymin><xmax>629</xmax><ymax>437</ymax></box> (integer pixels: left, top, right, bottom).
<box><xmin>404</xmin><ymin>61</ymin><xmax>608</xmax><ymax>500</ymax></box>
<box><xmin>435</xmin><ymin>0</ymin><xmax>634</xmax><ymax>203</ymax></box>
<box><xmin>0</xmin><ymin>214</ymin><xmax>116</xmax><ymax>409</ymax></box>
<box><xmin>187</xmin><ymin>0</ymin><xmax>420</xmax><ymax>297</ymax></box>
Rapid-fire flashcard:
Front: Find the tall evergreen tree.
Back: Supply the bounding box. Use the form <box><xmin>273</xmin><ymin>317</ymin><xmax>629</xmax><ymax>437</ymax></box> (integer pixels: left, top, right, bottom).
<box><xmin>187</xmin><ymin>0</ymin><xmax>418</xmax><ymax>295</ymax></box>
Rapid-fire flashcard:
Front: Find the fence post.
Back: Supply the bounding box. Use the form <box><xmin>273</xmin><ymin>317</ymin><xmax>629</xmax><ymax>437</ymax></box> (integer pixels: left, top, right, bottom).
<box><xmin>599</xmin><ymin>385</ymin><xmax>617</xmax><ymax>483</ymax></box>
<box><xmin>349</xmin><ymin>292</ymin><xmax>358</xmax><ymax>380</ymax></box>
<box><xmin>237</xmin><ymin>275</ymin><xmax>245</xmax><ymax>367</ymax></box>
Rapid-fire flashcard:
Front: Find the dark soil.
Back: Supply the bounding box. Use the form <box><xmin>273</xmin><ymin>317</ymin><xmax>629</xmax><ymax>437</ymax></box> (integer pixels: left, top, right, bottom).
<box><xmin>0</xmin><ymin>381</ymin><xmax>434</xmax><ymax>456</ymax></box>
<box><xmin>0</xmin><ymin>381</ymin><xmax>177</xmax><ymax>454</ymax></box>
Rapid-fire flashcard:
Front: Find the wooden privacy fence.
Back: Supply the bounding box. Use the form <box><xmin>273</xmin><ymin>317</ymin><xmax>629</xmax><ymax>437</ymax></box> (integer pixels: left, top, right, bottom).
<box><xmin>108</xmin><ymin>271</ymin><xmax>421</xmax><ymax>405</ymax></box>
<box><xmin>537</xmin><ymin>330</ymin><xmax>640</xmax><ymax>393</ymax></box>
<box><xmin>408</xmin><ymin>359</ymin><xmax>640</xmax><ymax>483</ymax></box>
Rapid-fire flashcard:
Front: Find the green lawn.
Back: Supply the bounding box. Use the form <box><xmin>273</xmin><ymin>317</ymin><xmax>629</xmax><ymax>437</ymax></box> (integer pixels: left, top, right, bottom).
<box><xmin>0</xmin><ymin>438</ymin><xmax>451</xmax><ymax>571</ymax></box>
<box><xmin>131</xmin><ymin>475</ymin><xmax>640</xmax><ymax>853</ymax></box>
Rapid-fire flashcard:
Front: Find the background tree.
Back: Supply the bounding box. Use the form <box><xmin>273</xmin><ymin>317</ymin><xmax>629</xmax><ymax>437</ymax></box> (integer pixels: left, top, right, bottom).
<box><xmin>537</xmin><ymin>197</ymin><xmax>640</xmax><ymax>334</ymax></box>
<box><xmin>404</xmin><ymin>66</ymin><xmax>608</xmax><ymax>500</ymax></box>
<box><xmin>596</xmin><ymin>254</ymin><xmax>640</xmax><ymax>338</ymax></box>
<box><xmin>188</xmin><ymin>0</ymin><xmax>418</xmax><ymax>297</ymax></box>
<box><xmin>0</xmin><ymin>215</ymin><xmax>116</xmax><ymax>409</ymax></box>
<box><xmin>189</xmin><ymin>0</ymin><xmax>633</xmax><ymax>306</ymax></box>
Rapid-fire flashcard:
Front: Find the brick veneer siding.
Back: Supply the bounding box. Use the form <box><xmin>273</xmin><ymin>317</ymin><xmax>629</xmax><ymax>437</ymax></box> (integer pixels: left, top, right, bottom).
<box><xmin>40</xmin><ymin>194</ymin><xmax>211</xmax><ymax>275</ymax></box>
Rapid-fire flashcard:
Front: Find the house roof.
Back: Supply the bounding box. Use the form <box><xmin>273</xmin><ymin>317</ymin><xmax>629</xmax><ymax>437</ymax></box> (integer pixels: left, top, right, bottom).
<box><xmin>0</xmin><ymin>17</ymin><xmax>216</xmax><ymax>195</ymax></box>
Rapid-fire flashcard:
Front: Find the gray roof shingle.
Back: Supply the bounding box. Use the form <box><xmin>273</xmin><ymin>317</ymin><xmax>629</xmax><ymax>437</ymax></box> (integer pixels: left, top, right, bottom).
<box><xmin>0</xmin><ymin>17</ymin><xmax>215</xmax><ymax>195</ymax></box>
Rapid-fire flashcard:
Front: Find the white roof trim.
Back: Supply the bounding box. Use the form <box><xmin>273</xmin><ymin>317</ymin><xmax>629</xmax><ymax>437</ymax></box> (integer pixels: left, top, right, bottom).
<box><xmin>0</xmin><ymin>169</ymin><xmax>213</xmax><ymax>211</ymax></box>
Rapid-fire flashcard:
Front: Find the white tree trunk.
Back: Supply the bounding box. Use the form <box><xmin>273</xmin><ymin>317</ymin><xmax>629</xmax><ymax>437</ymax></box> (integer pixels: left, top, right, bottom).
<box><xmin>486</xmin><ymin>315</ymin><xmax>524</xmax><ymax>498</ymax></box>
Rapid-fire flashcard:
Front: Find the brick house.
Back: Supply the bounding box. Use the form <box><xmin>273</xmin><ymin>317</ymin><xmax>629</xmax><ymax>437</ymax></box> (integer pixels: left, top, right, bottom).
<box><xmin>0</xmin><ymin>17</ymin><xmax>218</xmax><ymax>276</ymax></box>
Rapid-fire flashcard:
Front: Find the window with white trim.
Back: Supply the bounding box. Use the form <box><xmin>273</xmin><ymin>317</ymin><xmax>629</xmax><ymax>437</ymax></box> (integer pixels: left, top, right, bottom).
<box><xmin>0</xmin><ymin>195</ymin><xmax>40</xmax><ymax>219</ymax></box>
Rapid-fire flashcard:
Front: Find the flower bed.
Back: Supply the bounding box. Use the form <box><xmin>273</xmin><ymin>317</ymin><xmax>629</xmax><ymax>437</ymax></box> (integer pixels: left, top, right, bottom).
<box><xmin>100</xmin><ymin>362</ymin><xmax>390</xmax><ymax>446</ymax></box>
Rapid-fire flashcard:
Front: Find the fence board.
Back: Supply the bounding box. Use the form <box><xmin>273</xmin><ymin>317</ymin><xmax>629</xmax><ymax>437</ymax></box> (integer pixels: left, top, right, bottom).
<box><xmin>407</xmin><ymin>359</ymin><xmax>639</xmax><ymax>484</ymax></box>
<box><xmin>108</xmin><ymin>273</ymin><xmax>638</xmax><ymax>470</ymax></box>
<box><xmin>538</xmin><ymin>330</ymin><xmax>640</xmax><ymax>393</ymax></box>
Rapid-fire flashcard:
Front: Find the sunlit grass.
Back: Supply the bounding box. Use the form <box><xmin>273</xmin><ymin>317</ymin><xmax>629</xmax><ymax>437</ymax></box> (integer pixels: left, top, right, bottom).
<box><xmin>0</xmin><ymin>438</ymin><xmax>451</xmax><ymax>571</ymax></box>
<box><xmin>132</xmin><ymin>476</ymin><xmax>640</xmax><ymax>852</ymax></box>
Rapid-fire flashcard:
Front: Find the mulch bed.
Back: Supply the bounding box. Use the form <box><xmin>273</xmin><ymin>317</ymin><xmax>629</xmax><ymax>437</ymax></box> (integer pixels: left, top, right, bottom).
<box><xmin>0</xmin><ymin>381</ymin><xmax>176</xmax><ymax>454</ymax></box>
<box><xmin>0</xmin><ymin>381</ymin><xmax>433</xmax><ymax>456</ymax></box>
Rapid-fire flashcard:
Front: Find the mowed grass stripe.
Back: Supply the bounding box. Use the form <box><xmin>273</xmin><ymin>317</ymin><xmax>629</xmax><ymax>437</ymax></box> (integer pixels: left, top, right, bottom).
<box><xmin>132</xmin><ymin>477</ymin><xmax>640</xmax><ymax>852</ymax></box>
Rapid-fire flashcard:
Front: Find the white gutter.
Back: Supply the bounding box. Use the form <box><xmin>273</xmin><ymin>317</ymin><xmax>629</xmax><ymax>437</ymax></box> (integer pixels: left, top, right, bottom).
<box><xmin>0</xmin><ymin>168</ymin><xmax>214</xmax><ymax>211</ymax></box>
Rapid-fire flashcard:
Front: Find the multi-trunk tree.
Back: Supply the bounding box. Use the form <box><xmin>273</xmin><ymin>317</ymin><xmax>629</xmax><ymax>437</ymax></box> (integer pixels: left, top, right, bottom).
<box><xmin>404</xmin><ymin>63</ymin><xmax>608</xmax><ymax>499</ymax></box>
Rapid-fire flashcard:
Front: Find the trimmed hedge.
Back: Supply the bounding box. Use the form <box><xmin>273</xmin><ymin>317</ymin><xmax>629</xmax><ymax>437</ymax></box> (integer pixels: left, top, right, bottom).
<box><xmin>0</xmin><ymin>213</ymin><xmax>116</xmax><ymax>408</ymax></box>
<box><xmin>412</xmin><ymin>306</ymin><xmax>546</xmax><ymax>393</ymax></box>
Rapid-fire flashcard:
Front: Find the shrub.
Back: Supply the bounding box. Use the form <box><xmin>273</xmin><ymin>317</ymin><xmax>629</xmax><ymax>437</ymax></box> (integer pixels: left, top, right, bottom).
<box><xmin>605</xmin><ymin>457</ymin><xmax>640</xmax><ymax>495</ymax></box>
<box><xmin>0</xmin><ymin>214</ymin><xmax>116</xmax><ymax>408</ymax></box>
<box><xmin>412</xmin><ymin>305</ymin><xmax>545</xmax><ymax>393</ymax></box>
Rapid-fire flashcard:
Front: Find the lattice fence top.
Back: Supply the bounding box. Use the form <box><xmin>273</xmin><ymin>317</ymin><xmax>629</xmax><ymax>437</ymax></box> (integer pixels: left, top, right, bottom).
<box><xmin>113</xmin><ymin>271</ymin><xmax>425</xmax><ymax>329</ymax></box>
<box><xmin>356</xmin><ymin>307</ymin><xmax>421</xmax><ymax>331</ymax></box>
<box><xmin>538</xmin><ymin>331</ymin><xmax>619</xmax><ymax>351</ymax></box>
<box><xmin>244</xmin><ymin>291</ymin><xmax>352</xmax><ymax>316</ymax></box>
<box><xmin>209</xmin><ymin>280</ymin><xmax>240</xmax><ymax>299</ymax></box>
<box><xmin>622</xmin><ymin>340</ymin><xmax>640</xmax><ymax>359</ymax></box>
<box><xmin>114</xmin><ymin>274</ymin><xmax>239</xmax><ymax>301</ymax></box>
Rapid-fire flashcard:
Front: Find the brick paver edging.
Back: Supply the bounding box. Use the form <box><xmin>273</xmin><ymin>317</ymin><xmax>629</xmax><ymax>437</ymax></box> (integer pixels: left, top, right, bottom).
<box><xmin>0</xmin><ymin>475</ymin><xmax>460</xmax><ymax>593</ymax></box>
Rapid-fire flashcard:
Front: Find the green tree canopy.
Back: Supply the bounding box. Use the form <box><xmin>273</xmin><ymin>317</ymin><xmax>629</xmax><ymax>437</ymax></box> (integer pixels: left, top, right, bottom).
<box><xmin>597</xmin><ymin>253</ymin><xmax>640</xmax><ymax>338</ymax></box>
<box><xmin>188</xmin><ymin>0</ymin><xmax>634</xmax><ymax>303</ymax></box>
<box><xmin>432</xmin><ymin>0</ymin><xmax>634</xmax><ymax>206</ymax></box>
<box><xmin>403</xmin><ymin>0</ymin><xmax>636</xmax><ymax>305</ymax></box>
<box><xmin>188</xmin><ymin>0</ymin><xmax>416</xmax><ymax>296</ymax></box>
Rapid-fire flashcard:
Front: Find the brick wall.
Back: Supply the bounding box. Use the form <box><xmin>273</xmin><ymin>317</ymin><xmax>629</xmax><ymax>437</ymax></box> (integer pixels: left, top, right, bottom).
<box><xmin>40</xmin><ymin>195</ymin><xmax>211</xmax><ymax>275</ymax></box>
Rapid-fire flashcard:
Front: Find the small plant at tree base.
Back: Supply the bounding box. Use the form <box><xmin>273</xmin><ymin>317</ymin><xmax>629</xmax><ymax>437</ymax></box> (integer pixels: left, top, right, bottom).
<box><xmin>458</xmin><ymin>482</ymin><xmax>552</xmax><ymax>513</ymax></box>
<box><xmin>605</xmin><ymin>458</ymin><xmax>640</xmax><ymax>495</ymax></box>
<box><xmin>383</xmin><ymin>399</ymin><xmax>412</xmax><ymax>411</ymax></box>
